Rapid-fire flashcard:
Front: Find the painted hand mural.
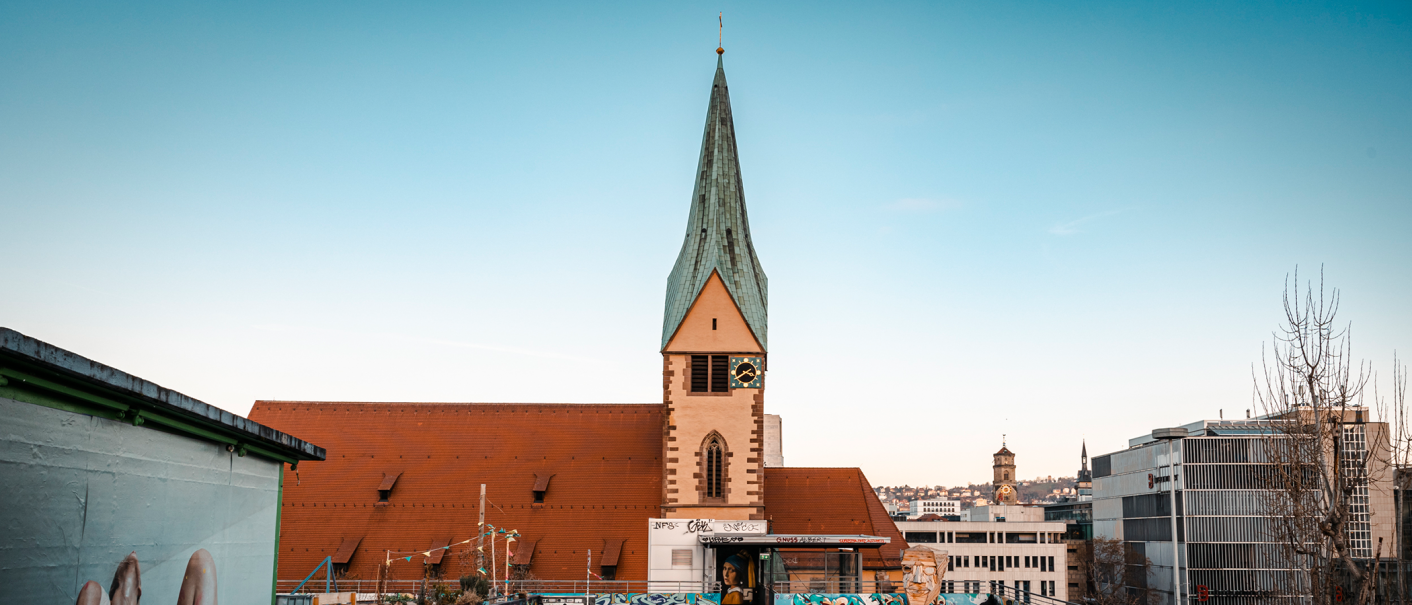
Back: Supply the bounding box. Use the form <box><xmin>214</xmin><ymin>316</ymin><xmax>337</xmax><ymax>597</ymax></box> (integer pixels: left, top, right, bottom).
<box><xmin>73</xmin><ymin>549</ymin><xmax>218</xmax><ymax>605</ymax></box>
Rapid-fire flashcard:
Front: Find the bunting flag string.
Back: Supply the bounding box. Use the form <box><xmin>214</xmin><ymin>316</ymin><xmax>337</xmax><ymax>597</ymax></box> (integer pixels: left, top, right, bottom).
<box><xmin>383</xmin><ymin>530</ymin><xmax>520</xmax><ymax>565</ymax></box>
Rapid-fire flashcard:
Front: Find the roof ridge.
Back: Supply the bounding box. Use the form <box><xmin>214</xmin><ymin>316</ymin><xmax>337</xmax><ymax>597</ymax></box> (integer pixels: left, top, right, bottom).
<box><xmin>253</xmin><ymin>401</ymin><xmax>661</xmax><ymax>407</ymax></box>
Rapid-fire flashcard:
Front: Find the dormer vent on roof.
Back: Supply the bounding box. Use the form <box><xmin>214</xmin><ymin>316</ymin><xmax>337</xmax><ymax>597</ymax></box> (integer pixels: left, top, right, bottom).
<box><xmin>332</xmin><ymin>536</ymin><xmax>363</xmax><ymax>570</ymax></box>
<box><xmin>599</xmin><ymin>538</ymin><xmax>625</xmax><ymax>581</ymax></box>
<box><xmin>377</xmin><ymin>472</ymin><xmax>402</xmax><ymax>505</ymax></box>
<box><xmin>533</xmin><ymin>473</ymin><xmax>555</xmax><ymax>504</ymax></box>
<box><xmin>427</xmin><ymin>537</ymin><xmax>451</xmax><ymax>566</ymax></box>
<box><xmin>511</xmin><ymin>538</ymin><xmax>539</xmax><ymax>566</ymax></box>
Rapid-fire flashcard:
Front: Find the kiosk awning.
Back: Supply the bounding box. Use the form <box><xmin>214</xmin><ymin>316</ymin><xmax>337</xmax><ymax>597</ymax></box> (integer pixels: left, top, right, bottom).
<box><xmin>700</xmin><ymin>534</ymin><xmax>890</xmax><ymax>547</ymax></box>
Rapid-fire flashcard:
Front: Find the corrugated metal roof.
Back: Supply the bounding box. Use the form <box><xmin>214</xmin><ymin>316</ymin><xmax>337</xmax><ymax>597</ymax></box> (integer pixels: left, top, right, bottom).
<box><xmin>662</xmin><ymin>55</ymin><xmax>768</xmax><ymax>352</ymax></box>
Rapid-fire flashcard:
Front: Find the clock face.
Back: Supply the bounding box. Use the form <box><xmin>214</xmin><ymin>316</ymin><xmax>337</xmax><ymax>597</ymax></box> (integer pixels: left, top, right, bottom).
<box><xmin>733</xmin><ymin>362</ymin><xmax>757</xmax><ymax>383</ymax></box>
<box><xmin>998</xmin><ymin>485</ymin><xmax>1014</xmax><ymax>496</ymax></box>
<box><xmin>729</xmin><ymin>356</ymin><xmax>763</xmax><ymax>388</ymax></box>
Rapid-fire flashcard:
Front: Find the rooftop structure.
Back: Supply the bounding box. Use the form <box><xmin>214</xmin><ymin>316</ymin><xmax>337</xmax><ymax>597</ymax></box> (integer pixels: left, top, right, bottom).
<box><xmin>1</xmin><ymin>328</ymin><xmax>323</xmax><ymax>602</ymax></box>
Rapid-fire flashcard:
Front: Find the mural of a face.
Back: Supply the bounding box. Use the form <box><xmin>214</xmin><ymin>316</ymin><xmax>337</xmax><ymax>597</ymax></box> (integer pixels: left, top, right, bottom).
<box><xmin>723</xmin><ymin>562</ymin><xmax>740</xmax><ymax>587</ymax></box>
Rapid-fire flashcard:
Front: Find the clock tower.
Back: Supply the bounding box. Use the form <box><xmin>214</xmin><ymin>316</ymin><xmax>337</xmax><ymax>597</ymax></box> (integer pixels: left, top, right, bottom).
<box><xmin>659</xmin><ymin>51</ymin><xmax>768</xmax><ymax>521</ymax></box>
<box><xmin>993</xmin><ymin>440</ymin><xmax>1019</xmax><ymax>505</ymax></box>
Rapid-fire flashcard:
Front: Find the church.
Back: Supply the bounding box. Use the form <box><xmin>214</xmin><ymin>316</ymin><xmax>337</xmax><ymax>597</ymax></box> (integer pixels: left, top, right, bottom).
<box><xmin>249</xmin><ymin>50</ymin><xmax>907</xmax><ymax>593</ymax></box>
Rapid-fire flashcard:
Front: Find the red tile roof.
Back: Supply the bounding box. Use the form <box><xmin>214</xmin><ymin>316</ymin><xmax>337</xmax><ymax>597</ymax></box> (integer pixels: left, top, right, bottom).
<box><xmin>762</xmin><ymin>468</ymin><xmax>909</xmax><ymax>569</ymax></box>
<box><xmin>252</xmin><ymin>402</ymin><xmax>909</xmax><ymax>582</ymax></box>
<box><xmin>251</xmin><ymin>401</ymin><xmax>664</xmax><ymax>582</ymax></box>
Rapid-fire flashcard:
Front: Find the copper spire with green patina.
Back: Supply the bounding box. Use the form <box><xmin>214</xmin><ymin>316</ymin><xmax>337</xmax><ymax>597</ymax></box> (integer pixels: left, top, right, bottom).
<box><xmin>661</xmin><ymin>53</ymin><xmax>768</xmax><ymax>351</ymax></box>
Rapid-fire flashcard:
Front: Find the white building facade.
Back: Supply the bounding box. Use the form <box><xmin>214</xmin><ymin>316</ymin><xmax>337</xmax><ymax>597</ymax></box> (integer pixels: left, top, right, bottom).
<box><xmin>897</xmin><ymin>518</ymin><xmax>1068</xmax><ymax>600</ymax></box>
<box><xmin>908</xmin><ymin>499</ymin><xmax>961</xmax><ymax>517</ymax></box>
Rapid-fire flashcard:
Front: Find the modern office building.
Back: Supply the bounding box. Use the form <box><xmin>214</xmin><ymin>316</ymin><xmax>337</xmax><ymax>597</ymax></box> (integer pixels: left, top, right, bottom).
<box><xmin>1092</xmin><ymin>413</ymin><xmax>1396</xmax><ymax>605</ymax></box>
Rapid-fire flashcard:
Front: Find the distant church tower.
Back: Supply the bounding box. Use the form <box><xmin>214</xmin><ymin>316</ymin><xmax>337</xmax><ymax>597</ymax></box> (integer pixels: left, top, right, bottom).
<box><xmin>1076</xmin><ymin>440</ymin><xmax>1093</xmax><ymax>500</ymax></box>
<box><xmin>993</xmin><ymin>439</ymin><xmax>1018</xmax><ymax>505</ymax></box>
<box><xmin>660</xmin><ymin>49</ymin><xmax>768</xmax><ymax>521</ymax></box>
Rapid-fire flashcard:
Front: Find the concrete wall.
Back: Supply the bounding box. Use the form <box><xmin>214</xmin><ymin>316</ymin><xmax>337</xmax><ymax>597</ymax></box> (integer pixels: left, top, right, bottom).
<box><xmin>763</xmin><ymin>415</ymin><xmax>783</xmax><ymax>468</ymax></box>
<box><xmin>0</xmin><ymin>397</ymin><xmax>282</xmax><ymax>603</ymax></box>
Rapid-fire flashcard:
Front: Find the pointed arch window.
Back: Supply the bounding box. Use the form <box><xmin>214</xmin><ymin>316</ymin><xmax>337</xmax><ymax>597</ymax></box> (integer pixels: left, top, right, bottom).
<box><xmin>705</xmin><ymin>435</ymin><xmax>725</xmax><ymax>500</ymax></box>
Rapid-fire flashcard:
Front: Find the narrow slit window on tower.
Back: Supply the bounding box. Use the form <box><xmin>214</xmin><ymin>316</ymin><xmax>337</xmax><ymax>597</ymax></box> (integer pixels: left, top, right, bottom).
<box><xmin>705</xmin><ymin>436</ymin><xmax>725</xmax><ymax>499</ymax></box>
<box><xmin>712</xmin><ymin>318</ymin><xmax>717</xmax><ymax>330</ymax></box>
<box><xmin>710</xmin><ymin>355</ymin><xmax>729</xmax><ymax>392</ymax></box>
<box><xmin>691</xmin><ymin>355</ymin><xmax>709</xmax><ymax>392</ymax></box>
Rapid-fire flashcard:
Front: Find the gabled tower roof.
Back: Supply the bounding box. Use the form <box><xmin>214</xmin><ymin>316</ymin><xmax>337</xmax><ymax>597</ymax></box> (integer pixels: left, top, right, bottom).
<box><xmin>662</xmin><ymin>54</ymin><xmax>768</xmax><ymax>351</ymax></box>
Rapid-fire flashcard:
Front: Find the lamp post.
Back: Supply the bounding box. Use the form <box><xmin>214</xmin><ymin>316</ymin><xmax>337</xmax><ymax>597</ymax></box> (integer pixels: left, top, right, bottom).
<box><xmin>1152</xmin><ymin>427</ymin><xmax>1189</xmax><ymax>605</ymax></box>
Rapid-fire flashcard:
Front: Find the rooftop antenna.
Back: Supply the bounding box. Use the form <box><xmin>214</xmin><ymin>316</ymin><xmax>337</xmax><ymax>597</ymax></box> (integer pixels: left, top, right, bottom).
<box><xmin>717</xmin><ymin>13</ymin><xmax>724</xmax><ymax>55</ymax></box>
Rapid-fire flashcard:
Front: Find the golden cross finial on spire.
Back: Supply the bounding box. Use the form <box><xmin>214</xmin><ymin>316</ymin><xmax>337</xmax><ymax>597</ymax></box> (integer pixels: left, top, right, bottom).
<box><xmin>717</xmin><ymin>12</ymin><xmax>724</xmax><ymax>55</ymax></box>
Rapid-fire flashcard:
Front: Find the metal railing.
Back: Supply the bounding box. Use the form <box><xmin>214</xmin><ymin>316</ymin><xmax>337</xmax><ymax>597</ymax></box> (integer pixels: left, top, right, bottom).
<box><xmin>276</xmin><ymin>579</ymin><xmax>717</xmax><ymax>596</ymax></box>
<box><xmin>767</xmin><ymin>580</ymin><xmax>903</xmax><ymax>594</ymax></box>
<box><xmin>990</xmin><ymin>584</ymin><xmax>1080</xmax><ymax>605</ymax></box>
<box><xmin>274</xmin><ymin>578</ymin><xmax>1080</xmax><ymax>605</ymax></box>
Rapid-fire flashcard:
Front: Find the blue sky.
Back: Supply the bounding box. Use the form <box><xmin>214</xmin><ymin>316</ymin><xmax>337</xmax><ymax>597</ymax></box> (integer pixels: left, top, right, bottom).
<box><xmin>3</xmin><ymin>1</ymin><xmax>1409</xmax><ymax>486</ymax></box>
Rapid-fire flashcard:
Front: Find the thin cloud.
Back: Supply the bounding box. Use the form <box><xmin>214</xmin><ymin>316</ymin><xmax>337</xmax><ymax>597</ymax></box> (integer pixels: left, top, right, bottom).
<box><xmin>885</xmin><ymin>197</ymin><xmax>962</xmax><ymax>212</ymax></box>
<box><xmin>1049</xmin><ymin>209</ymin><xmax>1122</xmax><ymax>236</ymax></box>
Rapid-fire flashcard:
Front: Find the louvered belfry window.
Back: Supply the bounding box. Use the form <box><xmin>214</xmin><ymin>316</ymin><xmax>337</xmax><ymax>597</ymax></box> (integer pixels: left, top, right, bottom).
<box><xmin>705</xmin><ymin>436</ymin><xmax>724</xmax><ymax>499</ymax></box>
<box><xmin>690</xmin><ymin>355</ymin><xmax>731</xmax><ymax>393</ymax></box>
<box><xmin>710</xmin><ymin>355</ymin><xmax>729</xmax><ymax>392</ymax></box>
<box><xmin>691</xmin><ymin>355</ymin><xmax>709</xmax><ymax>392</ymax></box>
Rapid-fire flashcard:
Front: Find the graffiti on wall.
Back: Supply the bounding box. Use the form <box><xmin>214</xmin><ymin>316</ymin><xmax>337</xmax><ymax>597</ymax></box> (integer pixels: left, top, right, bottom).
<box><xmin>775</xmin><ymin>594</ymin><xmax>909</xmax><ymax>605</ymax></box>
<box><xmin>774</xmin><ymin>594</ymin><xmax>1002</xmax><ymax>605</ymax></box>
<box><xmin>540</xmin><ymin>593</ymin><xmax>720</xmax><ymax>605</ymax></box>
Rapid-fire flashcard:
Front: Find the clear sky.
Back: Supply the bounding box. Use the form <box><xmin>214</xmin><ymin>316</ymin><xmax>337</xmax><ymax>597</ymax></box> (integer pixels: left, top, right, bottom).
<box><xmin>3</xmin><ymin>1</ymin><xmax>1409</xmax><ymax>487</ymax></box>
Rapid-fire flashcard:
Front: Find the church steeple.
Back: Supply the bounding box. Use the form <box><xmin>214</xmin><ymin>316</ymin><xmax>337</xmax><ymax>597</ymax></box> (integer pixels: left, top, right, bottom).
<box><xmin>658</xmin><ymin>52</ymin><xmax>768</xmax><ymax>521</ymax></box>
<box><xmin>661</xmin><ymin>53</ymin><xmax>768</xmax><ymax>352</ymax></box>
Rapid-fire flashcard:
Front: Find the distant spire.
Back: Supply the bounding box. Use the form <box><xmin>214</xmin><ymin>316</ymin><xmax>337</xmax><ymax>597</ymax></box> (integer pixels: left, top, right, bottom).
<box><xmin>661</xmin><ymin>52</ymin><xmax>768</xmax><ymax>351</ymax></box>
<box><xmin>1081</xmin><ymin>440</ymin><xmax>1089</xmax><ymax>470</ymax></box>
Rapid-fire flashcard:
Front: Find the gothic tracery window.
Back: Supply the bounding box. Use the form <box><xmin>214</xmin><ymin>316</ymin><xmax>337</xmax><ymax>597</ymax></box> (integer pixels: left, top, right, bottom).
<box><xmin>705</xmin><ymin>435</ymin><xmax>725</xmax><ymax>499</ymax></box>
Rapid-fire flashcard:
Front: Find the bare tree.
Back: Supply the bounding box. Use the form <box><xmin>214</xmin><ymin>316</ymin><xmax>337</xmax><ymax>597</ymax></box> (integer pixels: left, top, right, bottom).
<box><xmin>1254</xmin><ymin>268</ymin><xmax>1405</xmax><ymax>605</ymax></box>
<box><xmin>1083</xmin><ymin>538</ymin><xmax>1158</xmax><ymax>605</ymax></box>
<box><xmin>1384</xmin><ymin>354</ymin><xmax>1410</xmax><ymax>603</ymax></box>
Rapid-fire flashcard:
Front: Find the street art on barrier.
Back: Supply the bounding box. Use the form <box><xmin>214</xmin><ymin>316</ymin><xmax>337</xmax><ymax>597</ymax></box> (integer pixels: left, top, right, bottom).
<box><xmin>775</xmin><ymin>594</ymin><xmax>909</xmax><ymax>605</ymax></box>
<box><xmin>539</xmin><ymin>594</ymin><xmax>720</xmax><ymax>605</ymax></box>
